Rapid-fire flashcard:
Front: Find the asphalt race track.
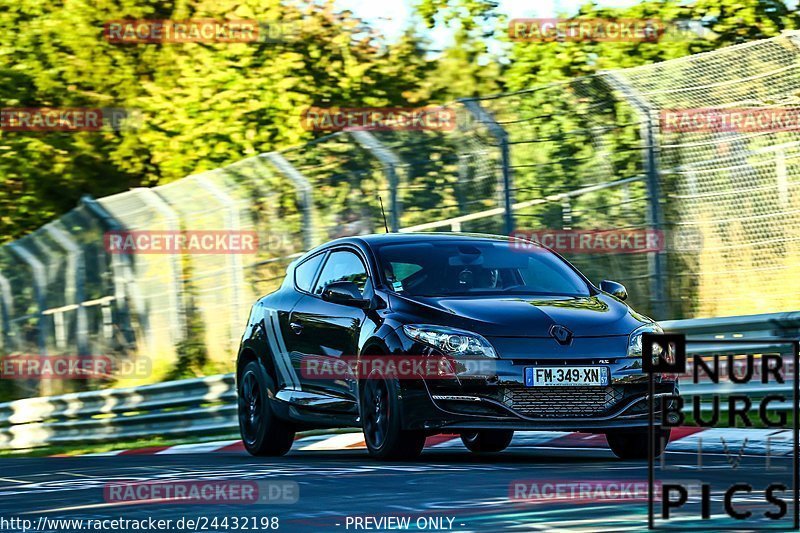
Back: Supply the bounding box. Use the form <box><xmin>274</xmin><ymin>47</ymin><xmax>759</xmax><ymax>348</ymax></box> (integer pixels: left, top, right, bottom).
<box><xmin>0</xmin><ymin>443</ymin><xmax>794</xmax><ymax>532</ymax></box>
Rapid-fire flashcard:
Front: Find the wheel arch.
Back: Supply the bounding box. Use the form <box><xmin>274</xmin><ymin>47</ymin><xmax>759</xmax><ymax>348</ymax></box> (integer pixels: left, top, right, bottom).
<box><xmin>237</xmin><ymin>337</ymin><xmax>278</xmax><ymax>387</ymax></box>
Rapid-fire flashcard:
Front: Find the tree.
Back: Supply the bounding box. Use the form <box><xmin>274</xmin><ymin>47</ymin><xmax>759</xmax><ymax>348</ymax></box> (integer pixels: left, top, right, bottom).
<box><xmin>0</xmin><ymin>0</ymin><xmax>437</xmax><ymax>241</ymax></box>
<box><xmin>414</xmin><ymin>0</ymin><xmax>504</xmax><ymax>100</ymax></box>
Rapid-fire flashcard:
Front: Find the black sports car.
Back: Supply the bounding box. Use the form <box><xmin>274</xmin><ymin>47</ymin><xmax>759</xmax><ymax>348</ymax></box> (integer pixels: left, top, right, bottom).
<box><xmin>236</xmin><ymin>233</ymin><xmax>677</xmax><ymax>460</ymax></box>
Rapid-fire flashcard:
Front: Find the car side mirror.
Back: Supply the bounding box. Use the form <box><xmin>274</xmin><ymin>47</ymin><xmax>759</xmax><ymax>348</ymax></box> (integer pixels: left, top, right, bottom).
<box><xmin>321</xmin><ymin>280</ymin><xmax>371</xmax><ymax>309</ymax></box>
<box><xmin>600</xmin><ymin>280</ymin><xmax>628</xmax><ymax>301</ymax></box>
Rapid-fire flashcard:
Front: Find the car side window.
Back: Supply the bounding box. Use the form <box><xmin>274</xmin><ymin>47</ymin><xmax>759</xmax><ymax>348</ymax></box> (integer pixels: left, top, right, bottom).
<box><xmin>313</xmin><ymin>250</ymin><xmax>368</xmax><ymax>295</ymax></box>
<box><xmin>383</xmin><ymin>261</ymin><xmax>424</xmax><ymax>292</ymax></box>
<box><xmin>294</xmin><ymin>253</ymin><xmax>326</xmax><ymax>293</ymax></box>
<box><xmin>387</xmin><ymin>262</ymin><xmax>423</xmax><ymax>282</ymax></box>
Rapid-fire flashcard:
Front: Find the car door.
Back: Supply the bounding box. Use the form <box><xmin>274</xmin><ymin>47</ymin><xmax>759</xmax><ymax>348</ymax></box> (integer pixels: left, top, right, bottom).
<box><xmin>286</xmin><ymin>248</ymin><xmax>371</xmax><ymax>412</ymax></box>
<box><xmin>261</xmin><ymin>250</ymin><xmax>328</xmax><ymax>394</ymax></box>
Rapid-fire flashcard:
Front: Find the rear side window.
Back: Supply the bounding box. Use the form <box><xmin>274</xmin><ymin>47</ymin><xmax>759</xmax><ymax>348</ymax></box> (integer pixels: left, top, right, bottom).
<box><xmin>313</xmin><ymin>250</ymin><xmax>368</xmax><ymax>295</ymax></box>
<box><xmin>294</xmin><ymin>253</ymin><xmax>325</xmax><ymax>292</ymax></box>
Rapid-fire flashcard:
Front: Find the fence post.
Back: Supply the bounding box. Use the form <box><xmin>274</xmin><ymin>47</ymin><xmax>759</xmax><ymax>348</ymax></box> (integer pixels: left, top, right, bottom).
<box><xmin>456</xmin><ymin>153</ymin><xmax>471</xmax><ymax>216</ymax></box>
<box><xmin>604</xmin><ymin>72</ymin><xmax>669</xmax><ymax>320</ymax></box>
<box><xmin>44</xmin><ymin>223</ymin><xmax>89</xmax><ymax>356</ymax></box>
<box><xmin>7</xmin><ymin>243</ymin><xmax>48</xmax><ymax>356</ymax></box>
<box><xmin>349</xmin><ymin>130</ymin><xmax>404</xmax><ymax>232</ymax></box>
<box><xmin>80</xmin><ymin>195</ymin><xmax>139</xmax><ymax>348</ymax></box>
<box><xmin>459</xmin><ymin>98</ymin><xmax>514</xmax><ymax>235</ymax></box>
<box><xmin>263</xmin><ymin>152</ymin><xmax>317</xmax><ymax>249</ymax></box>
<box><xmin>0</xmin><ymin>272</ymin><xmax>11</xmax><ymax>351</ymax></box>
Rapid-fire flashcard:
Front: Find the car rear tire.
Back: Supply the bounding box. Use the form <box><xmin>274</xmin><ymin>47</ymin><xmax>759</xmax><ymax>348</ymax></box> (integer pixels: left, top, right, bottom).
<box><xmin>461</xmin><ymin>430</ymin><xmax>514</xmax><ymax>453</ymax></box>
<box><xmin>606</xmin><ymin>428</ymin><xmax>671</xmax><ymax>460</ymax></box>
<box><xmin>361</xmin><ymin>372</ymin><xmax>426</xmax><ymax>461</ymax></box>
<box><xmin>238</xmin><ymin>360</ymin><xmax>295</xmax><ymax>456</ymax></box>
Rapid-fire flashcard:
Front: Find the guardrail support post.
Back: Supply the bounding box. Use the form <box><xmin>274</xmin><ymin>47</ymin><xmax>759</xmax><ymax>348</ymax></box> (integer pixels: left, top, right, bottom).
<box><xmin>263</xmin><ymin>152</ymin><xmax>317</xmax><ymax>249</ymax></box>
<box><xmin>349</xmin><ymin>130</ymin><xmax>404</xmax><ymax>232</ymax></box>
<box><xmin>459</xmin><ymin>99</ymin><xmax>514</xmax><ymax>235</ymax></box>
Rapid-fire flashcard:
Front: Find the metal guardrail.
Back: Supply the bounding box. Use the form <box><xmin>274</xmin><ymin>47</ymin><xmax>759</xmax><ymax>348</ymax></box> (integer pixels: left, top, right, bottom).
<box><xmin>662</xmin><ymin>311</ymin><xmax>800</xmax><ymax>341</ymax></box>
<box><xmin>663</xmin><ymin>310</ymin><xmax>800</xmax><ymax>359</ymax></box>
<box><xmin>0</xmin><ymin>374</ymin><xmax>236</xmax><ymax>450</ymax></box>
<box><xmin>0</xmin><ymin>312</ymin><xmax>797</xmax><ymax>450</ymax></box>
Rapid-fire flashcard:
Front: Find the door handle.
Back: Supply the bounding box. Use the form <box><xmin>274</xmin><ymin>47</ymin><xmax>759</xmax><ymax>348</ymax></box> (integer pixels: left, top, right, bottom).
<box><xmin>290</xmin><ymin>322</ymin><xmax>304</xmax><ymax>334</ymax></box>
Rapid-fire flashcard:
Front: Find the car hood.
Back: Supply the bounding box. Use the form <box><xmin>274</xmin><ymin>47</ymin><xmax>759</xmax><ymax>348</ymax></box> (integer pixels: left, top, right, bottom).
<box><xmin>389</xmin><ymin>292</ymin><xmax>651</xmax><ymax>338</ymax></box>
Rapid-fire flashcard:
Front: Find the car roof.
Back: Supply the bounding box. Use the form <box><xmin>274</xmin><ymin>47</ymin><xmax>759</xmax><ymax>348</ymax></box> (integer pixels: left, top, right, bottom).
<box><xmin>323</xmin><ymin>232</ymin><xmax>540</xmax><ymax>249</ymax></box>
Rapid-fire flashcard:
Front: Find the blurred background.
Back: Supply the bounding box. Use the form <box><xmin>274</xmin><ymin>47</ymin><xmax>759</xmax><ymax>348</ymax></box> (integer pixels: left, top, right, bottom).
<box><xmin>1</xmin><ymin>0</ymin><xmax>799</xmax><ymax>401</ymax></box>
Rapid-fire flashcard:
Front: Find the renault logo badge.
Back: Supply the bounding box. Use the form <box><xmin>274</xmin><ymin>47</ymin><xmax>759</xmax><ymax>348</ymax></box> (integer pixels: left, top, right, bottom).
<box><xmin>549</xmin><ymin>324</ymin><xmax>573</xmax><ymax>345</ymax></box>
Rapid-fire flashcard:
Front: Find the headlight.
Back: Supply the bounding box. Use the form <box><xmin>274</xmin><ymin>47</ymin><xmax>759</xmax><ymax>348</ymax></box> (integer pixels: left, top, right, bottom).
<box><xmin>627</xmin><ymin>323</ymin><xmax>664</xmax><ymax>358</ymax></box>
<box><xmin>402</xmin><ymin>325</ymin><xmax>497</xmax><ymax>359</ymax></box>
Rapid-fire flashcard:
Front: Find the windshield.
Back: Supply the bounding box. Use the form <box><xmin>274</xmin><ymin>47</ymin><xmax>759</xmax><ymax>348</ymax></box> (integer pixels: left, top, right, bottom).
<box><xmin>375</xmin><ymin>240</ymin><xmax>592</xmax><ymax>297</ymax></box>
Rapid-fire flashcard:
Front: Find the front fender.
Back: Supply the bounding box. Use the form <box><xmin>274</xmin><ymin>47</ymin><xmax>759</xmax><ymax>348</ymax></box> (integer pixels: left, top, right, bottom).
<box><xmin>356</xmin><ymin>321</ymin><xmax>425</xmax><ymax>429</ymax></box>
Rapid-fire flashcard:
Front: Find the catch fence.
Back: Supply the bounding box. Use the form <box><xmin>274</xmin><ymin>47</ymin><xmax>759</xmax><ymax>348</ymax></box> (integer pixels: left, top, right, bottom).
<box><xmin>1</xmin><ymin>32</ymin><xmax>799</xmax><ymax>399</ymax></box>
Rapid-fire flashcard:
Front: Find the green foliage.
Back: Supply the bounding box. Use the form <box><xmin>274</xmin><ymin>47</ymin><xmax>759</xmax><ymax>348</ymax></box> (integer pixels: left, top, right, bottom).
<box><xmin>414</xmin><ymin>0</ymin><xmax>504</xmax><ymax>99</ymax></box>
<box><xmin>1</xmin><ymin>0</ymin><xmax>799</xmax><ymax>323</ymax></box>
<box><xmin>504</xmin><ymin>0</ymin><xmax>800</xmax><ymax>91</ymax></box>
<box><xmin>2</xmin><ymin>0</ymin><xmax>798</xmax><ymax>244</ymax></box>
<box><xmin>692</xmin><ymin>0</ymin><xmax>799</xmax><ymax>46</ymax></box>
<box><xmin>0</xmin><ymin>0</ymin><xmax>435</xmax><ymax>242</ymax></box>
<box><xmin>0</xmin><ymin>0</ymin><xmax>797</xmax><ymax>395</ymax></box>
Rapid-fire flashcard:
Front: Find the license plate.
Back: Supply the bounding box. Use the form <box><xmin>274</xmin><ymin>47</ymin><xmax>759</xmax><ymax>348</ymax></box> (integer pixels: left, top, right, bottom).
<box><xmin>525</xmin><ymin>366</ymin><xmax>609</xmax><ymax>387</ymax></box>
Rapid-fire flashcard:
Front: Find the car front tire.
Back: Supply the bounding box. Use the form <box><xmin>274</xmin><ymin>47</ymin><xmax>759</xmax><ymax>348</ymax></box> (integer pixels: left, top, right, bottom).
<box><xmin>606</xmin><ymin>428</ymin><xmax>671</xmax><ymax>460</ymax></box>
<box><xmin>361</xmin><ymin>371</ymin><xmax>426</xmax><ymax>461</ymax></box>
<box><xmin>461</xmin><ymin>430</ymin><xmax>514</xmax><ymax>453</ymax></box>
<box><xmin>238</xmin><ymin>360</ymin><xmax>295</xmax><ymax>456</ymax></box>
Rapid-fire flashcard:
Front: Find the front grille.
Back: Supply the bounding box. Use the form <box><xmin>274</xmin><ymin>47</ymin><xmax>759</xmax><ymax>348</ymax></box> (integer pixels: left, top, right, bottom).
<box><xmin>502</xmin><ymin>386</ymin><xmax>625</xmax><ymax>418</ymax></box>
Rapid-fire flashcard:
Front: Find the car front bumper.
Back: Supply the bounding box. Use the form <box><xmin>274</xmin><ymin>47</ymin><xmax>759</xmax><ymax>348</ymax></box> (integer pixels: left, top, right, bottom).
<box><xmin>397</xmin><ymin>356</ymin><xmax>679</xmax><ymax>433</ymax></box>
